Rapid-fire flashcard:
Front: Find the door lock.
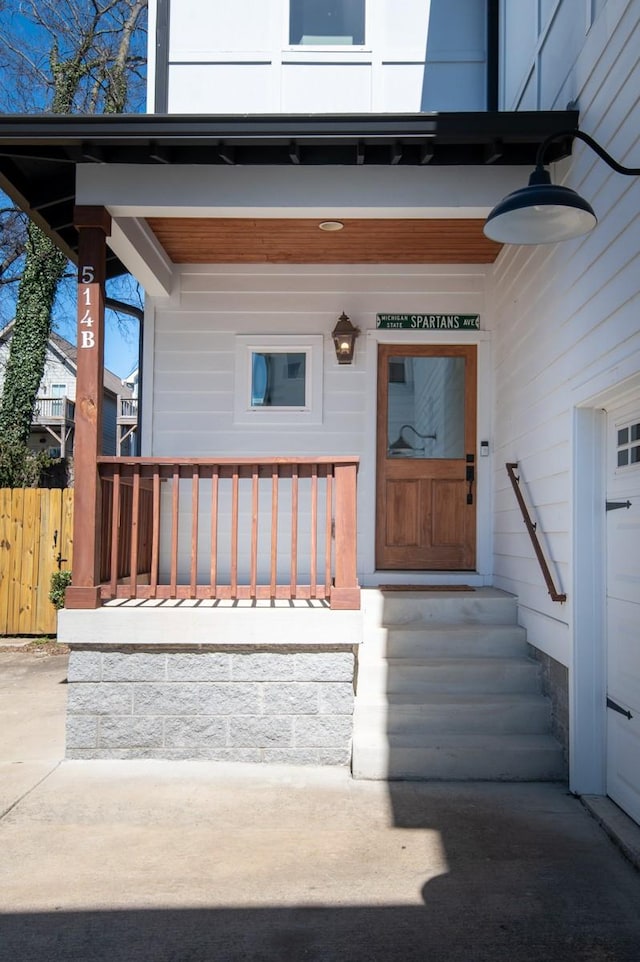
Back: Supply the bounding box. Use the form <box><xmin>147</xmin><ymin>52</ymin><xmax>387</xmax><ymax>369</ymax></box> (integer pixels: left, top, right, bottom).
<box><xmin>466</xmin><ymin>454</ymin><xmax>475</xmax><ymax>505</ymax></box>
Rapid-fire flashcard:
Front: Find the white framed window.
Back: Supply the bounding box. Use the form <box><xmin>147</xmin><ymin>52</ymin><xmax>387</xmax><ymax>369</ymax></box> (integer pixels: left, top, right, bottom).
<box><xmin>289</xmin><ymin>0</ymin><xmax>365</xmax><ymax>46</ymax></box>
<box><xmin>234</xmin><ymin>335</ymin><xmax>323</xmax><ymax>425</ymax></box>
<box><xmin>616</xmin><ymin>418</ymin><xmax>640</xmax><ymax>469</ymax></box>
<box><xmin>51</xmin><ymin>383</ymin><xmax>67</xmax><ymax>417</ymax></box>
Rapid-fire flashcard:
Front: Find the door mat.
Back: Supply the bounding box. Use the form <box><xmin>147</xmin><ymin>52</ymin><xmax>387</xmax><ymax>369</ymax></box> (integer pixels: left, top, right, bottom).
<box><xmin>378</xmin><ymin>584</ymin><xmax>475</xmax><ymax>592</ymax></box>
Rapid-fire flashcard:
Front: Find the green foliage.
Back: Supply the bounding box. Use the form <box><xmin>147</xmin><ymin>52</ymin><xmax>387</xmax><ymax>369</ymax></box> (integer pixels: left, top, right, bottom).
<box><xmin>0</xmin><ymin>1</ymin><xmax>148</xmax><ymax>486</ymax></box>
<box><xmin>0</xmin><ymin>225</ymin><xmax>66</xmax><ymax>487</ymax></box>
<box><xmin>49</xmin><ymin>569</ymin><xmax>72</xmax><ymax>610</ymax></box>
<box><xmin>0</xmin><ymin>438</ymin><xmax>54</xmax><ymax>489</ymax></box>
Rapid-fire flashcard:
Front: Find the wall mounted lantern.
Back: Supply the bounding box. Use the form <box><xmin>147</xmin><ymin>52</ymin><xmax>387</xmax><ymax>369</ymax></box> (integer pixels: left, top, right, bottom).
<box><xmin>484</xmin><ymin>130</ymin><xmax>640</xmax><ymax>245</ymax></box>
<box><xmin>332</xmin><ymin>312</ymin><xmax>360</xmax><ymax>365</ymax></box>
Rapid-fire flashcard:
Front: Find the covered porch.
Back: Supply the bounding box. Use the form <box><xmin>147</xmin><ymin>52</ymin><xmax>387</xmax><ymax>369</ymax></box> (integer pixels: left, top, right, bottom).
<box><xmin>0</xmin><ymin>110</ymin><xmax>578</xmax><ymax>766</ymax></box>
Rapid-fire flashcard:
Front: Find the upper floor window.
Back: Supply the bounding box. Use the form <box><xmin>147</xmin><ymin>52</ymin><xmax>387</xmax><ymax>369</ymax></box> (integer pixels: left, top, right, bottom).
<box><xmin>289</xmin><ymin>0</ymin><xmax>365</xmax><ymax>46</ymax></box>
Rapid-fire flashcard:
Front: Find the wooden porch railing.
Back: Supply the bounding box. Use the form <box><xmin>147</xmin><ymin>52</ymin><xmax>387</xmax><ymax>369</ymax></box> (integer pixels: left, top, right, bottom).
<box><xmin>33</xmin><ymin>396</ymin><xmax>75</xmax><ymax>423</ymax></box>
<box><xmin>505</xmin><ymin>462</ymin><xmax>566</xmax><ymax>603</ymax></box>
<box><xmin>96</xmin><ymin>457</ymin><xmax>360</xmax><ymax>609</ymax></box>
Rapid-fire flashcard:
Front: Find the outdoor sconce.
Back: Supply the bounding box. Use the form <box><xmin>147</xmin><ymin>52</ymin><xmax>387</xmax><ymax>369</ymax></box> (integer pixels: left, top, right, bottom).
<box><xmin>484</xmin><ymin>130</ymin><xmax>640</xmax><ymax>245</ymax></box>
<box><xmin>332</xmin><ymin>312</ymin><xmax>360</xmax><ymax>365</ymax></box>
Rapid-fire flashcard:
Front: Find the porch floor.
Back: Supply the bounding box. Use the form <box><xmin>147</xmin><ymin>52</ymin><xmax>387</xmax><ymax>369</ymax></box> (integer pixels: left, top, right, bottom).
<box><xmin>102</xmin><ymin>597</ymin><xmax>331</xmax><ymax>609</ymax></box>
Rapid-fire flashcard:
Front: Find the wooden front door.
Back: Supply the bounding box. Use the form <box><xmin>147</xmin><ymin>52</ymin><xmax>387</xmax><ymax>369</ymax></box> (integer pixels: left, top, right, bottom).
<box><xmin>376</xmin><ymin>344</ymin><xmax>477</xmax><ymax>570</ymax></box>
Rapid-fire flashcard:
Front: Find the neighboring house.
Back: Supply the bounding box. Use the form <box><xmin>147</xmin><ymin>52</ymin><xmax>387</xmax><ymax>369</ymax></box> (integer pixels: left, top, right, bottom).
<box><xmin>118</xmin><ymin>366</ymin><xmax>139</xmax><ymax>457</ymax></box>
<box><xmin>0</xmin><ymin>322</ymin><xmax>134</xmax><ymax>462</ymax></box>
<box><xmin>0</xmin><ymin>2</ymin><xmax>638</xmax><ymax>826</ymax></box>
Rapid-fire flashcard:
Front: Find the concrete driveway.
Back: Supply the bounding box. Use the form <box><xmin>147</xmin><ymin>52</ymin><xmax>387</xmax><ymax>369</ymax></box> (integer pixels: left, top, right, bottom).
<box><xmin>2</xmin><ymin>649</ymin><xmax>640</xmax><ymax>962</ymax></box>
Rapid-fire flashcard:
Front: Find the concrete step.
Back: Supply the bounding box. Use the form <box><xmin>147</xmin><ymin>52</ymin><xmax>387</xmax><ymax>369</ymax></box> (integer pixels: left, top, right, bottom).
<box><xmin>354</xmin><ymin>693</ymin><xmax>552</xmax><ymax>736</ymax></box>
<box><xmin>385</xmin><ymin>623</ymin><xmax>529</xmax><ymax>659</ymax></box>
<box><xmin>353</xmin><ymin>589</ymin><xmax>566</xmax><ymax>783</ymax></box>
<box><xmin>358</xmin><ymin>656</ymin><xmax>542</xmax><ymax>696</ymax></box>
<box><xmin>352</xmin><ymin>732</ymin><xmax>566</xmax><ymax>781</ymax></box>
<box><xmin>375</xmin><ymin>588</ymin><xmax>518</xmax><ymax>628</ymax></box>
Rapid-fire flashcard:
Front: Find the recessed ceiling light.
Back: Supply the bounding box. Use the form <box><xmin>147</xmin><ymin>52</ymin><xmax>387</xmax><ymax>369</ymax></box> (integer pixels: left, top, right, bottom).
<box><xmin>318</xmin><ymin>221</ymin><xmax>344</xmax><ymax>232</ymax></box>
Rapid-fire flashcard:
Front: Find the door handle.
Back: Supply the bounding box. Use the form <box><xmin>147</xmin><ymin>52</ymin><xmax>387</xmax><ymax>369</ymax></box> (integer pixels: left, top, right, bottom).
<box><xmin>466</xmin><ymin>454</ymin><xmax>475</xmax><ymax>505</ymax></box>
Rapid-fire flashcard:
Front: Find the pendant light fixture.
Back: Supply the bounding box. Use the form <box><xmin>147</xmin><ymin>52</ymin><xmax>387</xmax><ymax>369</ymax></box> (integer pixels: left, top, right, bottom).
<box><xmin>484</xmin><ymin>130</ymin><xmax>640</xmax><ymax>245</ymax></box>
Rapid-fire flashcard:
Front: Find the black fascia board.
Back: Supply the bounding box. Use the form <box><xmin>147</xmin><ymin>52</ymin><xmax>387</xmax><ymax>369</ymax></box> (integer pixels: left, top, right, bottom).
<box><xmin>0</xmin><ymin>110</ymin><xmax>579</xmax><ymax>152</ymax></box>
<box><xmin>0</xmin><ymin>110</ymin><xmax>580</xmax><ymax>278</ymax></box>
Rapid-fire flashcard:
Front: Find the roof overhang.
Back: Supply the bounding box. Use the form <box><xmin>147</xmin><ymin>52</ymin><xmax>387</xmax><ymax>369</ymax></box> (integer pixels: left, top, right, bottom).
<box><xmin>0</xmin><ymin>110</ymin><xmax>580</xmax><ymax>278</ymax></box>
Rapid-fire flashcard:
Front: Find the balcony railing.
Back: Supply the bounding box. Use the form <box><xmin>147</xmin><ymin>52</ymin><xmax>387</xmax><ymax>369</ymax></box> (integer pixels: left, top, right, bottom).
<box><xmin>117</xmin><ymin>396</ymin><xmax>138</xmax><ymax>422</ymax></box>
<box><xmin>33</xmin><ymin>396</ymin><xmax>75</xmax><ymax>423</ymax></box>
<box><xmin>96</xmin><ymin>456</ymin><xmax>360</xmax><ymax>609</ymax></box>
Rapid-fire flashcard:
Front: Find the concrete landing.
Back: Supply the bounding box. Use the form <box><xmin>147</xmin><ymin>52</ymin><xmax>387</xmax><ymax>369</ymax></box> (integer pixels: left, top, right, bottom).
<box><xmin>2</xmin><ymin>652</ymin><xmax>640</xmax><ymax>962</ymax></box>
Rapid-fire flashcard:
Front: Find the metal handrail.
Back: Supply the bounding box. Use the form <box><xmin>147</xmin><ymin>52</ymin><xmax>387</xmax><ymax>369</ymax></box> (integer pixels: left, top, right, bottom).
<box><xmin>505</xmin><ymin>462</ymin><xmax>566</xmax><ymax>603</ymax></box>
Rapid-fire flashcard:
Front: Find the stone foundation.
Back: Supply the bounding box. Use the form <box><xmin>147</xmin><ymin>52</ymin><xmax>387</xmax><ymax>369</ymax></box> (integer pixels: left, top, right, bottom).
<box><xmin>66</xmin><ymin>647</ymin><xmax>355</xmax><ymax>764</ymax></box>
<box><xmin>528</xmin><ymin>643</ymin><xmax>570</xmax><ymax>767</ymax></box>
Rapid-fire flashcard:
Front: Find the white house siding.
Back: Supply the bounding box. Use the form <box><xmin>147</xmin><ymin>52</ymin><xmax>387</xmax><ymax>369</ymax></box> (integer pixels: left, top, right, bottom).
<box><xmin>0</xmin><ymin>333</ymin><xmax>122</xmax><ymax>460</ymax></box>
<box><xmin>491</xmin><ymin>0</ymin><xmax>640</xmax><ymax>771</ymax></box>
<box><xmin>159</xmin><ymin>0</ymin><xmax>488</xmax><ymax>114</ymax></box>
<box><xmin>145</xmin><ymin>264</ymin><xmax>490</xmax><ymax>583</ymax></box>
<box><xmin>0</xmin><ymin>339</ymin><xmax>75</xmax><ymax>403</ymax></box>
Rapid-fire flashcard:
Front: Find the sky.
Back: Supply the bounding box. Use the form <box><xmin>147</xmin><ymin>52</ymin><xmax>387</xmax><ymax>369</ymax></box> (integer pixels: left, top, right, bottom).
<box><xmin>105</xmin><ymin>320</ymin><xmax>140</xmax><ymax>379</ymax></box>
<box><xmin>52</xmin><ymin>275</ymin><xmax>142</xmax><ymax>378</ymax></box>
<box><xmin>0</xmin><ymin>0</ymin><xmax>147</xmax><ymax>379</ymax></box>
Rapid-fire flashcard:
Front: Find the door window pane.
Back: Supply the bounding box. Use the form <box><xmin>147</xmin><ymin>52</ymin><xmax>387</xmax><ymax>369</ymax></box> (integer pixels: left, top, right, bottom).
<box><xmin>387</xmin><ymin>355</ymin><xmax>465</xmax><ymax>459</ymax></box>
<box><xmin>290</xmin><ymin>0</ymin><xmax>365</xmax><ymax>45</ymax></box>
<box><xmin>251</xmin><ymin>352</ymin><xmax>306</xmax><ymax>407</ymax></box>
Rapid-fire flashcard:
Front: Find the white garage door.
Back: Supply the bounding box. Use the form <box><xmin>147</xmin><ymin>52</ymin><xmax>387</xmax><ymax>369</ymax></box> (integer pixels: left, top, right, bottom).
<box><xmin>606</xmin><ymin>399</ymin><xmax>640</xmax><ymax>825</ymax></box>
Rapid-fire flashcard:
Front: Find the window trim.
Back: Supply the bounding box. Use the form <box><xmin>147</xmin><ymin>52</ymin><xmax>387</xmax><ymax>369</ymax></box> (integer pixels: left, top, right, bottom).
<box><xmin>615</xmin><ymin>416</ymin><xmax>640</xmax><ymax>471</ymax></box>
<box><xmin>234</xmin><ymin>335</ymin><xmax>323</xmax><ymax>425</ymax></box>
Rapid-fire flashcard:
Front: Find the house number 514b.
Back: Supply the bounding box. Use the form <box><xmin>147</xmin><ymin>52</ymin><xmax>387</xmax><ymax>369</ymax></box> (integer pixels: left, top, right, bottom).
<box><xmin>79</xmin><ymin>264</ymin><xmax>96</xmax><ymax>348</ymax></box>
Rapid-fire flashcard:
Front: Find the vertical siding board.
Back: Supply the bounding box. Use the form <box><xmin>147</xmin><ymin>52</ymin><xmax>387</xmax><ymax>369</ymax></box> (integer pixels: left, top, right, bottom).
<box><xmin>9</xmin><ymin>490</ymin><xmax>25</xmax><ymax>633</ymax></box>
<box><xmin>61</xmin><ymin>489</ymin><xmax>74</xmax><ymax>572</ymax></box>
<box><xmin>16</xmin><ymin>489</ymin><xmax>33</xmax><ymax>633</ymax></box>
<box><xmin>0</xmin><ymin>490</ymin><xmax>10</xmax><ymax>634</ymax></box>
<box><xmin>36</xmin><ymin>490</ymin><xmax>61</xmax><ymax>634</ymax></box>
<box><xmin>34</xmin><ymin>489</ymin><xmax>53</xmax><ymax>636</ymax></box>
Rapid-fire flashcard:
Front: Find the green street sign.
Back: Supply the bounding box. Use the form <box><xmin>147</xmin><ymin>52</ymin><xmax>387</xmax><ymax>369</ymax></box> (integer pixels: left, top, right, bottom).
<box><xmin>376</xmin><ymin>313</ymin><xmax>480</xmax><ymax>331</ymax></box>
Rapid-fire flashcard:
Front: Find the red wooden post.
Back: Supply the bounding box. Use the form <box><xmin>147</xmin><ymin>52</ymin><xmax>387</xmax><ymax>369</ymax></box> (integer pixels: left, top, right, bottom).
<box><xmin>331</xmin><ymin>460</ymin><xmax>361</xmax><ymax>610</ymax></box>
<box><xmin>66</xmin><ymin>207</ymin><xmax>111</xmax><ymax>609</ymax></box>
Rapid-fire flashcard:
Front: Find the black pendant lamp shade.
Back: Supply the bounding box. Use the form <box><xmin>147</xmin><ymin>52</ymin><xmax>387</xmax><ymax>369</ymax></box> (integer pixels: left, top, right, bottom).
<box><xmin>483</xmin><ymin>167</ymin><xmax>597</xmax><ymax>244</ymax></box>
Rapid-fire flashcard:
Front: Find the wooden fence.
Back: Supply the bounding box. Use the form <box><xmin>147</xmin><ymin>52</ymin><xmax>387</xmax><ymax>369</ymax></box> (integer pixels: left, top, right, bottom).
<box><xmin>0</xmin><ymin>488</ymin><xmax>73</xmax><ymax>636</ymax></box>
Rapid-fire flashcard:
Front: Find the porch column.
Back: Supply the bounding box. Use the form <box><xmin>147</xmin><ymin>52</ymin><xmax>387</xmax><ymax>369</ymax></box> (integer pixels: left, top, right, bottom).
<box><xmin>65</xmin><ymin>206</ymin><xmax>111</xmax><ymax>609</ymax></box>
<box><xmin>331</xmin><ymin>460</ymin><xmax>361</xmax><ymax>610</ymax></box>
